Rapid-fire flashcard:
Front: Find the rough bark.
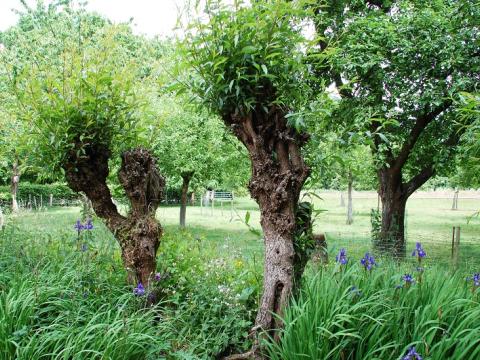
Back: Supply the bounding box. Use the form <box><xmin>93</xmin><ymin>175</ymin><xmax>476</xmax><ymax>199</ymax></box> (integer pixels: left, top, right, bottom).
<box><xmin>375</xmin><ymin>165</ymin><xmax>434</xmax><ymax>258</ymax></box>
<box><xmin>223</xmin><ymin>106</ymin><xmax>310</xmax><ymax>350</ymax></box>
<box><xmin>346</xmin><ymin>172</ymin><xmax>353</xmax><ymax>225</ymax></box>
<box><xmin>376</xmin><ymin>186</ymin><xmax>407</xmax><ymax>258</ymax></box>
<box><xmin>11</xmin><ymin>158</ymin><xmax>19</xmax><ymax>213</ymax></box>
<box><xmin>64</xmin><ymin>144</ymin><xmax>164</xmax><ymax>286</ymax></box>
<box><xmin>179</xmin><ymin>171</ymin><xmax>194</xmax><ymax>228</ymax></box>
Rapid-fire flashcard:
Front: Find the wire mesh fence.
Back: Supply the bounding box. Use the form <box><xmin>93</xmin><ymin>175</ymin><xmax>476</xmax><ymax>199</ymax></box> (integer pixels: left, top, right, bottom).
<box><xmin>0</xmin><ymin>198</ymin><xmax>81</xmax><ymax>211</ymax></box>
<box><xmin>325</xmin><ymin>228</ymin><xmax>480</xmax><ymax>271</ymax></box>
<box><xmin>1</xmin><ymin>192</ymin><xmax>479</xmax><ymax>271</ymax></box>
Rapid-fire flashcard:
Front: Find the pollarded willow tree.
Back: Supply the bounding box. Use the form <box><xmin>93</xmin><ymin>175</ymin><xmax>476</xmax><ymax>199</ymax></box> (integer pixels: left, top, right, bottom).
<box><xmin>180</xmin><ymin>0</ymin><xmax>324</xmax><ymax>351</ymax></box>
<box><xmin>3</xmin><ymin>3</ymin><xmax>165</xmax><ymax>287</ymax></box>
<box><xmin>313</xmin><ymin>0</ymin><xmax>479</xmax><ymax>257</ymax></box>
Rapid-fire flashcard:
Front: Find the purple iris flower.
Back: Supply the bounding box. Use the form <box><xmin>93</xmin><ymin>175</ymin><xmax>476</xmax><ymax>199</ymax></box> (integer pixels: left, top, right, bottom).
<box><xmin>411</xmin><ymin>242</ymin><xmax>426</xmax><ymax>258</ymax></box>
<box><xmin>360</xmin><ymin>252</ymin><xmax>376</xmax><ymax>271</ymax></box>
<box><xmin>467</xmin><ymin>273</ymin><xmax>480</xmax><ymax>287</ymax></box>
<box><xmin>336</xmin><ymin>248</ymin><xmax>348</xmax><ymax>265</ymax></box>
<box><xmin>154</xmin><ymin>272</ymin><xmax>164</xmax><ymax>281</ymax></box>
<box><xmin>84</xmin><ymin>219</ymin><xmax>94</xmax><ymax>230</ymax></box>
<box><xmin>402</xmin><ymin>346</ymin><xmax>423</xmax><ymax>360</ymax></box>
<box><xmin>74</xmin><ymin>220</ymin><xmax>84</xmax><ymax>232</ymax></box>
<box><xmin>133</xmin><ymin>283</ymin><xmax>145</xmax><ymax>296</ymax></box>
<box><xmin>403</xmin><ymin>274</ymin><xmax>415</xmax><ymax>284</ymax></box>
<box><xmin>74</xmin><ymin>219</ymin><xmax>93</xmax><ymax>233</ymax></box>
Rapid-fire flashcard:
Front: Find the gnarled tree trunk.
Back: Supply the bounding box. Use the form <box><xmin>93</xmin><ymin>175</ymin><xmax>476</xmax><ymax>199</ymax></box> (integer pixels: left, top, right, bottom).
<box><xmin>225</xmin><ymin>108</ymin><xmax>310</xmax><ymax>348</ymax></box>
<box><xmin>374</xmin><ymin>166</ymin><xmax>433</xmax><ymax>259</ymax></box>
<box><xmin>11</xmin><ymin>158</ymin><xmax>19</xmax><ymax>213</ymax></box>
<box><xmin>180</xmin><ymin>171</ymin><xmax>194</xmax><ymax>228</ymax></box>
<box><xmin>374</xmin><ymin>168</ymin><xmax>406</xmax><ymax>258</ymax></box>
<box><xmin>64</xmin><ymin>145</ymin><xmax>164</xmax><ymax>286</ymax></box>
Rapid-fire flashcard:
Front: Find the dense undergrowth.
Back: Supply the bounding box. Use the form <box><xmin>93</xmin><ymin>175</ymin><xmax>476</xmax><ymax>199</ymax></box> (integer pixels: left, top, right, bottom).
<box><xmin>0</xmin><ymin>220</ymin><xmax>257</xmax><ymax>359</ymax></box>
<box><xmin>267</xmin><ymin>257</ymin><xmax>480</xmax><ymax>360</ymax></box>
<box><xmin>1</xmin><ymin>213</ymin><xmax>479</xmax><ymax>359</ymax></box>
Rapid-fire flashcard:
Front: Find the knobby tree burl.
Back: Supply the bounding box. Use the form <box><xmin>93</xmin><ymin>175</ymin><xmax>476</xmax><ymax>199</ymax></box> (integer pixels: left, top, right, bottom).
<box><xmin>181</xmin><ymin>0</ymin><xmax>324</xmax><ymax>351</ymax></box>
<box><xmin>64</xmin><ymin>145</ymin><xmax>164</xmax><ymax>285</ymax></box>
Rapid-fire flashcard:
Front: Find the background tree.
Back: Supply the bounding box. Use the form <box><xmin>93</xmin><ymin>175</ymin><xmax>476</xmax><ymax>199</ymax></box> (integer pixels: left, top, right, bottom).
<box><xmin>147</xmin><ymin>95</ymin><xmax>249</xmax><ymax>228</ymax></box>
<box><xmin>179</xmin><ymin>0</ymin><xmax>324</xmax><ymax>351</ymax></box>
<box><xmin>455</xmin><ymin>93</ymin><xmax>480</xmax><ymax>190</ymax></box>
<box><xmin>312</xmin><ymin>0</ymin><xmax>480</xmax><ymax>257</ymax></box>
<box><xmin>2</xmin><ymin>2</ymin><xmax>166</xmax><ymax>287</ymax></box>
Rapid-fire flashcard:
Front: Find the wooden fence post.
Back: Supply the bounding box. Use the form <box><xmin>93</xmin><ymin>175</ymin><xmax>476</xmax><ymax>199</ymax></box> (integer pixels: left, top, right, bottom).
<box><xmin>451</xmin><ymin>226</ymin><xmax>455</xmax><ymax>259</ymax></box>
<box><xmin>452</xmin><ymin>226</ymin><xmax>461</xmax><ymax>269</ymax></box>
<box><xmin>49</xmin><ymin>194</ymin><xmax>53</xmax><ymax>207</ymax></box>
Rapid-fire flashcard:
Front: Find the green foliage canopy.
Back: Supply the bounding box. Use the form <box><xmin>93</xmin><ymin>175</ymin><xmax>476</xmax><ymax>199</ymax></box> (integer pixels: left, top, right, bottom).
<box><xmin>1</xmin><ymin>3</ymin><xmax>152</xmax><ymax>176</ymax></box>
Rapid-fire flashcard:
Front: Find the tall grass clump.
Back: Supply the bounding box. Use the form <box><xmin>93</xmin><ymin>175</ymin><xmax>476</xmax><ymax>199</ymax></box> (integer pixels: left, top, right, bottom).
<box><xmin>0</xmin><ymin>223</ymin><xmax>171</xmax><ymax>360</ymax></box>
<box><xmin>267</xmin><ymin>251</ymin><xmax>480</xmax><ymax>360</ymax></box>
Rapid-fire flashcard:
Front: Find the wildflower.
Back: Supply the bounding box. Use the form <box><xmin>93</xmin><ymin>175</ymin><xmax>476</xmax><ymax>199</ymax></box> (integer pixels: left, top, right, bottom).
<box><xmin>74</xmin><ymin>220</ymin><xmax>84</xmax><ymax>232</ymax></box>
<box><xmin>416</xmin><ymin>267</ymin><xmax>424</xmax><ymax>273</ymax></box>
<box><xmin>84</xmin><ymin>219</ymin><xmax>94</xmax><ymax>230</ymax></box>
<box><xmin>350</xmin><ymin>286</ymin><xmax>362</xmax><ymax>298</ymax></box>
<box><xmin>81</xmin><ymin>243</ymin><xmax>88</xmax><ymax>252</ymax></box>
<box><xmin>402</xmin><ymin>274</ymin><xmax>415</xmax><ymax>287</ymax></box>
<box><xmin>154</xmin><ymin>272</ymin><xmax>164</xmax><ymax>281</ymax></box>
<box><xmin>411</xmin><ymin>242</ymin><xmax>426</xmax><ymax>259</ymax></box>
<box><xmin>336</xmin><ymin>248</ymin><xmax>348</xmax><ymax>265</ymax></box>
<box><xmin>360</xmin><ymin>252</ymin><xmax>376</xmax><ymax>271</ymax></box>
<box><xmin>402</xmin><ymin>346</ymin><xmax>423</xmax><ymax>360</ymax></box>
<box><xmin>133</xmin><ymin>282</ymin><xmax>145</xmax><ymax>296</ymax></box>
<box><xmin>467</xmin><ymin>273</ymin><xmax>480</xmax><ymax>287</ymax></box>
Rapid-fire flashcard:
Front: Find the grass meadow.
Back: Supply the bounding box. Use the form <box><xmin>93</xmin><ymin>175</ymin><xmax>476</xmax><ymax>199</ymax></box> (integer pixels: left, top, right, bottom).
<box><xmin>1</xmin><ymin>190</ymin><xmax>479</xmax><ymax>359</ymax></box>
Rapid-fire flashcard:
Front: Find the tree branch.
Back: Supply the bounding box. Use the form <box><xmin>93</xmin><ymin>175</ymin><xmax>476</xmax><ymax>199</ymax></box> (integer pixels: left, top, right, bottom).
<box><xmin>404</xmin><ymin>165</ymin><xmax>435</xmax><ymax>198</ymax></box>
<box><xmin>392</xmin><ymin>100</ymin><xmax>452</xmax><ymax>174</ymax></box>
